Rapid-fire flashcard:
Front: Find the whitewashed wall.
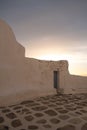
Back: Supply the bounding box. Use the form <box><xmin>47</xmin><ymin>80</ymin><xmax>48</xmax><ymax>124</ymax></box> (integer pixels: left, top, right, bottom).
<box><xmin>64</xmin><ymin>74</ymin><xmax>87</xmax><ymax>94</ymax></box>
<box><xmin>0</xmin><ymin>19</ymin><xmax>68</xmax><ymax>105</ymax></box>
<box><xmin>0</xmin><ymin>19</ymin><xmax>87</xmax><ymax>106</ymax></box>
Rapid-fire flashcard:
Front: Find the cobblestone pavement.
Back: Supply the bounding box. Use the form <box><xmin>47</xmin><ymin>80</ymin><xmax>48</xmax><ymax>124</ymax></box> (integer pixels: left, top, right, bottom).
<box><xmin>0</xmin><ymin>94</ymin><xmax>87</xmax><ymax>130</ymax></box>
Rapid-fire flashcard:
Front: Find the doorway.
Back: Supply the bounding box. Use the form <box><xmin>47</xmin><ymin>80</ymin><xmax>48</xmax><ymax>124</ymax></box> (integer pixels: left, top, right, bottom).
<box><xmin>53</xmin><ymin>71</ymin><xmax>59</xmax><ymax>89</ymax></box>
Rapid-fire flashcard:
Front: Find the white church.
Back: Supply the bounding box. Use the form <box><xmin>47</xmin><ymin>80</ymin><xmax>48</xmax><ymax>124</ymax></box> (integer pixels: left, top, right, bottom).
<box><xmin>0</xmin><ymin>19</ymin><xmax>87</xmax><ymax>106</ymax></box>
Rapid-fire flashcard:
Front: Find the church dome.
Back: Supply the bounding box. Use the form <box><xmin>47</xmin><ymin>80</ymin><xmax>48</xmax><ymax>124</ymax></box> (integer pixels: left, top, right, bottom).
<box><xmin>0</xmin><ymin>19</ymin><xmax>16</xmax><ymax>42</ymax></box>
<box><xmin>0</xmin><ymin>19</ymin><xmax>25</xmax><ymax>59</ymax></box>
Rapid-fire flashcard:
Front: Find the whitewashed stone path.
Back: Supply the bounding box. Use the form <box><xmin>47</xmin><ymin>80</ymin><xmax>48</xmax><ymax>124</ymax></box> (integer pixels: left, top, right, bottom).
<box><xmin>0</xmin><ymin>94</ymin><xmax>87</xmax><ymax>130</ymax></box>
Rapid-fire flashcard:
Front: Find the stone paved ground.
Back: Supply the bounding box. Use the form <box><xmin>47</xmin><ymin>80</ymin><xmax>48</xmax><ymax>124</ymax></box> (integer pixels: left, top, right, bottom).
<box><xmin>0</xmin><ymin>93</ymin><xmax>87</xmax><ymax>130</ymax></box>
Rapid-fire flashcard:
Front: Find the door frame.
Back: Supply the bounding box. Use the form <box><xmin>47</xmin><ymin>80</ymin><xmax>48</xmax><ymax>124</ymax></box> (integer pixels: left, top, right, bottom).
<box><xmin>53</xmin><ymin>70</ymin><xmax>59</xmax><ymax>89</ymax></box>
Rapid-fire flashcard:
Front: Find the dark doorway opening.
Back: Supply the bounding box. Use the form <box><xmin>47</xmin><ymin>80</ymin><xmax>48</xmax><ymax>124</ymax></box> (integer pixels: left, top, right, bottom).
<box><xmin>54</xmin><ymin>71</ymin><xmax>59</xmax><ymax>89</ymax></box>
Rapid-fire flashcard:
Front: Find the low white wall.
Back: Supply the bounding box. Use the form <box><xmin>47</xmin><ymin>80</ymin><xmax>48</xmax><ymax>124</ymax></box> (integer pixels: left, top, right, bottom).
<box><xmin>64</xmin><ymin>74</ymin><xmax>87</xmax><ymax>94</ymax></box>
<box><xmin>0</xmin><ymin>58</ymin><xmax>68</xmax><ymax>106</ymax></box>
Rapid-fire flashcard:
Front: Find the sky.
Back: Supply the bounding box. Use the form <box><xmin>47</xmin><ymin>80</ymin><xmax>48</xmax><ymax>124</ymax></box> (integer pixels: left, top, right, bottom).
<box><xmin>0</xmin><ymin>0</ymin><xmax>87</xmax><ymax>76</ymax></box>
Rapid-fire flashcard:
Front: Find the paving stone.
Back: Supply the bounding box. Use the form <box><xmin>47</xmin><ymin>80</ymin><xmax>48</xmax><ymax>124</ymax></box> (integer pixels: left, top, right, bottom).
<box><xmin>0</xmin><ymin>125</ymin><xmax>9</xmax><ymax>130</ymax></box>
<box><xmin>76</xmin><ymin>106</ymin><xmax>83</xmax><ymax>109</ymax></box>
<box><xmin>6</xmin><ymin>112</ymin><xmax>17</xmax><ymax>119</ymax></box>
<box><xmin>24</xmin><ymin>115</ymin><xmax>34</xmax><ymax>121</ymax></box>
<box><xmin>28</xmin><ymin>125</ymin><xmax>38</xmax><ymax>129</ymax></box>
<box><xmin>21</xmin><ymin>108</ymin><xmax>30</xmax><ymax>113</ymax></box>
<box><xmin>21</xmin><ymin>100</ymin><xmax>34</xmax><ymax>105</ymax></box>
<box><xmin>51</xmin><ymin>100</ymin><xmax>58</xmax><ymax>103</ymax></box>
<box><xmin>11</xmin><ymin>119</ymin><xmax>22</xmax><ymax>127</ymax></box>
<box><xmin>36</xmin><ymin>119</ymin><xmax>47</xmax><ymax>124</ymax></box>
<box><xmin>16</xmin><ymin>110</ymin><xmax>21</xmax><ymax>113</ymax></box>
<box><xmin>50</xmin><ymin>118</ymin><xmax>60</xmax><ymax>124</ymax></box>
<box><xmin>80</xmin><ymin>109</ymin><xmax>87</xmax><ymax>113</ymax></box>
<box><xmin>41</xmin><ymin>101</ymin><xmax>50</xmax><ymax>104</ymax></box>
<box><xmin>32</xmin><ymin>106</ymin><xmax>47</xmax><ymax>111</ymax></box>
<box><xmin>48</xmin><ymin>104</ymin><xmax>57</xmax><ymax>107</ymax></box>
<box><xmin>55</xmin><ymin>107</ymin><xmax>63</xmax><ymax>111</ymax></box>
<box><xmin>0</xmin><ymin>94</ymin><xmax>87</xmax><ymax>130</ymax></box>
<box><xmin>68</xmin><ymin>118</ymin><xmax>82</xmax><ymax>124</ymax></box>
<box><xmin>66</xmin><ymin>107</ymin><xmax>77</xmax><ymax>111</ymax></box>
<box><xmin>56</xmin><ymin>124</ymin><xmax>75</xmax><ymax>130</ymax></box>
<box><xmin>75</xmin><ymin>111</ymin><xmax>82</xmax><ymax>115</ymax></box>
<box><xmin>43</xmin><ymin>124</ymin><xmax>52</xmax><ymax>128</ymax></box>
<box><xmin>58</xmin><ymin>109</ymin><xmax>68</xmax><ymax>114</ymax></box>
<box><xmin>0</xmin><ymin>107</ymin><xmax>5</xmax><ymax>109</ymax></box>
<box><xmin>16</xmin><ymin>108</ymin><xmax>31</xmax><ymax>115</ymax></box>
<box><xmin>82</xmin><ymin>116</ymin><xmax>87</xmax><ymax>121</ymax></box>
<box><xmin>13</xmin><ymin>106</ymin><xmax>22</xmax><ymax>110</ymax></box>
<box><xmin>34</xmin><ymin>113</ymin><xmax>44</xmax><ymax>117</ymax></box>
<box><xmin>59</xmin><ymin>115</ymin><xmax>70</xmax><ymax>120</ymax></box>
<box><xmin>80</xmin><ymin>102</ymin><xmax>87</xmax><ymax>107</ymax></box>
<box><xmin>26</xmin><ymin>103</ymin><xmax>40</xmax><ymax>107</ymax></box>
<box><xmin>69</xmin><ymin>112</ymin><xmax>78</xmax><ymax>117</ymax></box>
<box><xmin>56</xmin><ymin>103</ymin><xmax>63</xmax><ymax>105</ymax></box>
<box><xmin>44</xmin><ymin>109</ymin><xmax>57</xmax><ymax>116</ymax></box>
<box><xmin>81</xmin><ymin>123</ymin><xmax>87</xmax><ymax>130</ymax></box>
<box><xmin>2</xmin><ymin>109</ymin><xmax>10</xmax><ymax>113</ymax></box>
<box><xmin>0</xmin><ymin>116</ymin><xmax>4</xmax><ymax>123</ymax></box>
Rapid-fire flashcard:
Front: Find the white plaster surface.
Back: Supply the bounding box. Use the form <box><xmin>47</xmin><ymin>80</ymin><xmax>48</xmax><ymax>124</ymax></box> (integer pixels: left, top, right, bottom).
<box><xmin>64</xmin><ymin>75</ymin><xmax>87</xmax><ymax>94</ymax></box>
